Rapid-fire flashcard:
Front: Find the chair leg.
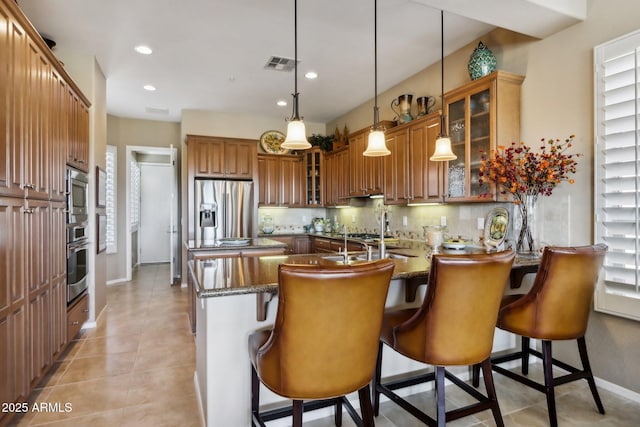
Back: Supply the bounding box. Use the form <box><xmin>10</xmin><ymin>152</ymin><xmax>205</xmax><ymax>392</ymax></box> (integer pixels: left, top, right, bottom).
<box><xmin>358</xmin><ymin>384</ymin><xmax>375</xmax><ymax>427</ymax></box>
<box><xmin>577</xmin><ymin>336</ymin><xmax>605</xmax><ymax>414</ymax></box>
<box><xmin>521</xmin><ymin>336</ymin><xmax>530</xmax><ymax>375</ymax></box>
<box><xmin>472</xmin><ymin>363</ymin><xmax>481</xmax><ymax>387</ymax></box>
<box><xmin>251</xmin><ymin>364</ymin><xmax>260</xmax><ymax>426</ymax></box>
<box><xmin>372</xmin><ymin>341</ymin><xmax>383</xmax><ymax>416</ymax></box>
<box><xmin>481</xmin><ymin>359</ymin><xmax>504</xmax><ymax>427</ymax></box>
<box><xmin>435</xmin><ymin>366</ymin><xmax>446</xmax><ymax>427</ymax></box>
<box><xmin>334</xmin><ymin>397</ymin><xmax>343</xmax><ymax>426</ymax></box>
<box><xmin>292</xmin><ymin>400</ymin><xmax>303</xmax><ymax>427</ymax></box>
<box><xmin>542</xmin><ymin>340</ymin><xmax>558</xmax><ymax>427</ymax></box>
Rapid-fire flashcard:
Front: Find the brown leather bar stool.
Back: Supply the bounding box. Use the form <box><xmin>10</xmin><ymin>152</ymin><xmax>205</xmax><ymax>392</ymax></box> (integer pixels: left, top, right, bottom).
<box><xmin>373</xmin><ymin>250</ymin><xmax>515</xmax><ymax>427</ymax></box>
<box><xmin>249</xmin><ymin>259</ymin><xmax>395</xmax><ymax>427</ymax></box>
<box><xmin>491</xmin><ymin>244</ymin><xmax>607</xmax><ymax>427</ymax></box>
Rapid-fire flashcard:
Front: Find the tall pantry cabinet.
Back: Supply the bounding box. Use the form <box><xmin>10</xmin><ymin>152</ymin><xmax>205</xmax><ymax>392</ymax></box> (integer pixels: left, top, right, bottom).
<box><xmin>0</xmin><ymin>1</ymin><xmax>91</xmax><ymax>425</ymax></box>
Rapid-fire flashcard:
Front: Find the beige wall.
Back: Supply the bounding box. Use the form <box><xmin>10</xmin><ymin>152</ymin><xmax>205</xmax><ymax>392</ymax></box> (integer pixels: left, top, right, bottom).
<box><xmin>52</xmin><ymin>49</ymin><xmax>108</xmax><ymax>322</ymax></box>
<box><xmin>106</xmin><ymin>116</ymin><xmax>181</xmax><ymax>282</ymax></box>
<box><xmin>329</xmin><ymin>0</ymin><xmax>640</xmax><ymax>394</ymax></box>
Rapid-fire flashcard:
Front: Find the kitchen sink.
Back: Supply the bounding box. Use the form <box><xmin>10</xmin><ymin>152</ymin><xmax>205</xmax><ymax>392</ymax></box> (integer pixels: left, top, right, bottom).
<box><xmin>320</xmin><ymin>253</ymin><xmax>410</xmax><ymax>262</ymax></box>
<box><xmin>320</xmin><ymin>255</ymin><xmax>360</xmax><ymax>262</ymax></box>
<box><xmin>354</xmin><ymin>253</ymin><xmax>410</xmax><ymax>261</ymax></box>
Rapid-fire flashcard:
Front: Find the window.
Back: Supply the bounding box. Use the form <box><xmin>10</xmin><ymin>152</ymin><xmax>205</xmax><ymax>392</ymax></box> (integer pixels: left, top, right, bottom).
<box><xmin>130</xmin><ymin>159</ymin><xmax>141</xmax><ymax>230</ymax></box>
<box><xmin>594</xmin><ymin>30</ymin><xmax>640</xmax><ymax>321</ymax></box>
<box><xmin>105</xmin><ymin>146</ymin><xmax>117</xmax><ymax>253</ymax></box>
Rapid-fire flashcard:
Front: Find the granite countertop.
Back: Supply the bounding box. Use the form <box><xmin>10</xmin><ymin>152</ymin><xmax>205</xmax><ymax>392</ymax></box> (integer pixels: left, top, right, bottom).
<box><xmin>189</xmin><ymin>252</ymin><xmax>433</xmax><ymax>299</ymax></box>
<box><xmin>188</xmin><ymin>247</ymin><xmax>540</xmax><ymax>299</ymax></box>
<box><xmin>184</xmin><ymin>238</ymin><xmax>287</xmax><ymax>251</ymax></box>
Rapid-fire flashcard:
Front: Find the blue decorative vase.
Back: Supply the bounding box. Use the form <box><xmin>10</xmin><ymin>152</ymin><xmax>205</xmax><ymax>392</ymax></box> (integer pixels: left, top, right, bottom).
<box><xmin>468</xmin><ymin>42</ymin><xmax>496</xmax><ymax>80</ymax></box>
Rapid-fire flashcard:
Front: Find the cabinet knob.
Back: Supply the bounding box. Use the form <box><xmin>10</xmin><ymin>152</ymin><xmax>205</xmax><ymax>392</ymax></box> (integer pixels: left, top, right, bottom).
<box><xmin>24</xmin><ymin>183</ymin><xmax>36</xmax><ymax>189</ymax></box>
<box><xmin>24</xmin><ymin>208</ymin><xmax>34</xmax><ymax>214</ymax></box>
<box><xmin>82</xmin><ymin>309</ymin><xmax>89</xmax><ymax>313</ymax></box>
<box><xmin>71</xmin><ymin>320</ymin><xmax>79</xmax><ymax>325</ymax></box>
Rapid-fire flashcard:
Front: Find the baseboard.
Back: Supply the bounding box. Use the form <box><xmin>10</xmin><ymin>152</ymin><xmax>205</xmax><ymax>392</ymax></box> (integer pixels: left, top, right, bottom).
<box><xmin>193</xmin><ymin>372</ymin><xmax>206</xmax><ymax>427</ymax></box>
<box><xmin>596</xmin><ymin>377</ymin><xmax>640</xmax><ymax>403</ymax></box>
<box><xmin>106</xmin><ymin>277</ymin><xmax>129</xmax><ymax>285</ymax></box>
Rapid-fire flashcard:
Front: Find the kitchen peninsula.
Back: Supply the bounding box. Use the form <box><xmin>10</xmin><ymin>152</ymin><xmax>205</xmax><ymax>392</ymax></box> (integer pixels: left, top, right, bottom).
<box><xmin>189</xmin><ymin>246</ymin><xmax>538</xmax><ymax>426</ymax></box>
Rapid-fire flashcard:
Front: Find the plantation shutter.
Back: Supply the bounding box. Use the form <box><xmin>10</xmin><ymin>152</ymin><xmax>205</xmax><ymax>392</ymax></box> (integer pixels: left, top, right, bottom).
<box><xmin>594</xmin><ymin>30</ymin><xmax>640</xmax><ymax>321</ymax></box>
<box><xmin>105</xmin><ymin>146</ymin><xmax>117</xmax><ymax>254</ymax></box>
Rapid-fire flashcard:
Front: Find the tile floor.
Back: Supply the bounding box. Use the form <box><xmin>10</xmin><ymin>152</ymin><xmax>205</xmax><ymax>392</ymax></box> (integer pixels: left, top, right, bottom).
<box><xmin>10</xmin><ymin>263</ymin><xmax>640</xmax><ymax>426</ymax></box>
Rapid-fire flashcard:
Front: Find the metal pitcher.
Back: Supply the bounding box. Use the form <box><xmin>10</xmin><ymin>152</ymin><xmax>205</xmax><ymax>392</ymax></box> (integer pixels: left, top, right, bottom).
<box><xmin>415</xmin><ymin>96</ymin><xmax>435</xmax><ymax>118</ymax></box>
<box><xmin>391</xmin><ymin>94</ymin><xmax>413</xmax><ymax>124</ymax></box>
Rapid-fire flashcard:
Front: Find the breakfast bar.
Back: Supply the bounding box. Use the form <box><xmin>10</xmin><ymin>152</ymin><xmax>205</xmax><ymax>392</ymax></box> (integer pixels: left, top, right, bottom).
<box><xmin>189</xmin><ymin>248</ymin><xmax>539</xmax><ymax>426</ymax></box>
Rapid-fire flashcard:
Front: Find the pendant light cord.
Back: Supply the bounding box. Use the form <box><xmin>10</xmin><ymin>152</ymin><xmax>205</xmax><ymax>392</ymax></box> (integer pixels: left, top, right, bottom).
<box><xmin>439</xmin><ymin>9</ymin><xmax>448</xmax><ymax>137</ymax></box>
<box><xmin>372</xmin><ymin>0</ymin><xmax>380</xmax><ymax>129</ymax></box>
<box><xmin>291</xmin><ymin>0</ymin><xmax>300</xmax><ymax>120</ymax></box>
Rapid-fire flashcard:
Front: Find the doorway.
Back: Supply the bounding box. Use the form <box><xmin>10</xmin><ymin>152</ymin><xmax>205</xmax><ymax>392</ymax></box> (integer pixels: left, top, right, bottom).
<box><xmin>125</xmin><ymin>146</ymin><xmax>178</xmax><ymax>285</ymax></box>
<box><xmin>139</xmin><ymin>163</ymin><xmax>172</xmax><ymax>263</ymax></box>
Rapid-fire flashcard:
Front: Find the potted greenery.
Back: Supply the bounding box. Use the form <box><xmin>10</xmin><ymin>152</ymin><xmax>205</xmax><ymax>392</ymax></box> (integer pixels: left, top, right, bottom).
<box><xmin>308</xmin><ymin>134</ymin><xmax>334</xmax><ymax>151</ymax></box>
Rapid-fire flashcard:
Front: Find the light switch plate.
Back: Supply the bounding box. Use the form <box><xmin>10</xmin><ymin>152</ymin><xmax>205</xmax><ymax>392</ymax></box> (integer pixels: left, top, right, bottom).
<box><xmin>440</xmin><ymin>216</ymin><xmax>447</xmax><ymax>227</ymax></box>
<box><xmin>402</xmin><ymin>215</ymin><xmax>408</xmax><ymax>226</ymax></box>
<box><xmin>478</xmin><ymin>217</ymin><xmax>485</xmax><ymax>230</ymax></box>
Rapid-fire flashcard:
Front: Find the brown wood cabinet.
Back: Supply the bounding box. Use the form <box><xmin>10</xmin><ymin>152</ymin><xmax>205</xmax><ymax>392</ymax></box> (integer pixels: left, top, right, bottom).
<box><xmin>257</xmin><ymin>154</ymin><xmax>304</xmax><ymax>207</ymax></box>
<box><xmin>267</xmin><ymin>235</ymin><xmax>311</xmax><ymax>254</ymax></box>
<box><xmin>0</xmin><ymin>2</ymin><xmax>90</xmax><ymax>424</ymax></box>
<box><xmin>187</xmin><ymin>135</ymin><xmax>256</xmax><ymax>179</ymax></box>
<box><xmin>443</xmin><ymin>71</ymin><xmax>524</xmax><ymax>202</ymax></box>
<box><xmin>0</xmin><ymin>197</ymin><xmax>28</xmax><ymax>419</ymax></box>
<box><xmin>383</xmin><ymin>112</ymin><xmax>443</xmax><ymax>205</ymax></box>
<box><xmin>348</xmin><ymin>122</ymin><xmax>393</xmax><ymax>197</ymax></box>
<box><xmin>66</xmin><ymin>293</ymin><xmax>88</xmax><ymax>343</ymax></box>
<box><xmin>310</xmin><ymin>235</ymin><xmax>363</xmax><ymax>253</ymax></box>
<box><xmin>323</xmin><ymin>147</ymin><xmax>350</xmax><ymax>207</ymax></box>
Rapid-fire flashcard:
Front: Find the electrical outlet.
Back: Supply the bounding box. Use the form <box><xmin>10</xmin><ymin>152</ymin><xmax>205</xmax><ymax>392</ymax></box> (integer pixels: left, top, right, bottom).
<box><xmin>440</xmin><ymin>216</ymin><xmax>447</xmax><ymax>227</ymax></box>
<box><xmin>402</xmin><ymin>215</ymin><xmax>408</xmax><ymax>226</ymax></box>
<box><xmin>477</xmin><ymin>217</ymin><xmax>485</xmax><ymax>230</ymax></box>
<box><xmin>302</xmin><ymin>215</ymin><xmax>307</xmax><ymax>222</ymax></box>
<box><xmin>352</xmin><ymin>214</ymin><xmax>356</xmax><ymax>223</ymax></box>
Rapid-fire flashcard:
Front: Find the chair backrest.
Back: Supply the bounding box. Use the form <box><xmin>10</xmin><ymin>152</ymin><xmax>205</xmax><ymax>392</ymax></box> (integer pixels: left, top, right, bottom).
<box><xmin>499</xmin><ymin>244</ymin><xmax>607</xmax><ymax>340</ymax></box>
<box><xmin>255</xmin><ymin>259</ymin><xmax>395</xmax><ymax>399</ymax></box>
<box><xmin>393</xmin><ymin>250</ymin><xmax>515</xmax><ymax>366</ymax></box>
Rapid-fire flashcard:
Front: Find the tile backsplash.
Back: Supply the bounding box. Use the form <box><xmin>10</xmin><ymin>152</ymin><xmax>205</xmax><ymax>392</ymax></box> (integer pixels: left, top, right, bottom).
<box><xmin>259</xmin><ymin>195</ymin><xmax>571</xmax><ymax>247</ymax></box>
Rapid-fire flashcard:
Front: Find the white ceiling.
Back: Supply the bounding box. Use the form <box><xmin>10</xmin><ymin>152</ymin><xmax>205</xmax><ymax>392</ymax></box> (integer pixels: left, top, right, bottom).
<box><xmin>16</xmin><ymin>0</ymin><xmax>586</xmax><ymax>124</ymax></box>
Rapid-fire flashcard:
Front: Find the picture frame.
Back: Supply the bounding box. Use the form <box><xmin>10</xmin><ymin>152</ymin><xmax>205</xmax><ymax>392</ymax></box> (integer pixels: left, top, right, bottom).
<box><xmin>96</xmin><ymin>166</ymin><xmax>106</xmax><ymax>208</ymax></box>
<box><xmin>97</xmin><ymin>213</ymin><xmax>107</xmax><ymax>254</ymax></box>
<box><xmin>484</xmin><ymin>207</ymin><xmax>509</xmax><ymax>249</ymax></box>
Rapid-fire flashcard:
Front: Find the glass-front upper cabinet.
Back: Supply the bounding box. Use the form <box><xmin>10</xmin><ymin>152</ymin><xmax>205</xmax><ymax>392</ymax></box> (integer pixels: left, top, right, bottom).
<box><xmin>443</xmin><ymin>71</ymin><xmax>524</xmax><ymax>202</ymax></box>
<box><xmin>305</xmin><ymin>147</ymin><xmax>323</xmax><ymax>206</ymax></box>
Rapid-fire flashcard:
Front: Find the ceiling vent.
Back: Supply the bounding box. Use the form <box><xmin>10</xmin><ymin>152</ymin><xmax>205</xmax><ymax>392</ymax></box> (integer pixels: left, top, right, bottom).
<box><xmin>264</xmin><ymin>56</ymin><xmax>297</xmax><ymax>72</ymax></box>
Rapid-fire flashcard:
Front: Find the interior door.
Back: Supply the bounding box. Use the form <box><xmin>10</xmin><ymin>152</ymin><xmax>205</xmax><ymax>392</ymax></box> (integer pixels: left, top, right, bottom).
<box><xmin>169</xmin><ymin>146</ymin><xmax>177</xmax><ymax>284</ymax></box>
<box><xmin>139</xmin><ymin>164</ymin><xmax>172</xmax><ymax>264</ymax></box>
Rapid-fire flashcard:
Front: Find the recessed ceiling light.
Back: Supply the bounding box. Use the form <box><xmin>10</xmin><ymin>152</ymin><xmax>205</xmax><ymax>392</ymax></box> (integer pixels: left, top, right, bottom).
<box><xmin>143</xmin><ymin>85</ymin><xmax>156</xmax><ymax>91</ymax></box>
<box><xmin>277</xmin><ymin>100</ymin><xmax>287</xmax><ymax>107</ymax></box>
<box><xmin>134</xmin><ymin>45</ymin><xmax>153</xmax><ymax>55</ymax></box>
<box><xmin>305</xmin><ymin>71</ymin><xmax>318</xmax><ymax>79</ymax></box>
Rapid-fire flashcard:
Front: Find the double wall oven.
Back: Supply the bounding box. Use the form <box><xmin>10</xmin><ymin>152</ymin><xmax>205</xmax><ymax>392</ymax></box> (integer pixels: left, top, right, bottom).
<box><xmin>66</xmin><ymin>167</ymin><xmax>89</xmax><ymax>304</ymax></box>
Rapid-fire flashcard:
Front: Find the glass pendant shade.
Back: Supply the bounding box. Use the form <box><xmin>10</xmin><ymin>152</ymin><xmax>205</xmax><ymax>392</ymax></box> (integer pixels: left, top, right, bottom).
<box><xmin>430</xmin><ymin>135</ymin><xmax>457</xmax><ymax>161</ymax></box>
<box><xmin>282</xmin><ymin>119</ymin><xmax>310</xmax><ymax>150</ymax></box>
<box><xmin>363</xmin><ymin>129</ymin><xmax>390</xmax><ymax>156</ymax></box>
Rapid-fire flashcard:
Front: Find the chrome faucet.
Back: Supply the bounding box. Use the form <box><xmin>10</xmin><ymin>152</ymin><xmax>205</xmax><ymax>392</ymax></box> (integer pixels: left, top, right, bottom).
<box><xmin>379</xmin><ymin>209</ymin><xmax>388</xmax><ymax>259</ymax></box>
<box><xmin>342</xmin><ymin>225</ymin><xmax>349</xmax><ymax>264</ymax></box>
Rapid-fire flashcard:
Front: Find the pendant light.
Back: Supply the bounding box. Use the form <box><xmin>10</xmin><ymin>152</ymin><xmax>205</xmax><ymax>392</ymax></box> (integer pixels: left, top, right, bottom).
<box><xmin>363</xmin><ymin>0</ymin><xmax>390</xmax><ymax>157</ymax></box>
<box><xmin>281</xmin><ymin>0</ymin><xmax>311</xmax><ymax>150</ymax></box>
<box><xmin>429</xmin><ymin>10</ymin><xmax>457</xmax><ymax>161</ymax></box>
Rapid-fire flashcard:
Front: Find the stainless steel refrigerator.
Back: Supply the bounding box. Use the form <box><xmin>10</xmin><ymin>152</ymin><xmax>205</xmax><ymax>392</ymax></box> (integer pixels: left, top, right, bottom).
<box><xmin>195</xmin><ymin>179</ymin><xmax>254</xmax><ymax>245</ymax></box>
